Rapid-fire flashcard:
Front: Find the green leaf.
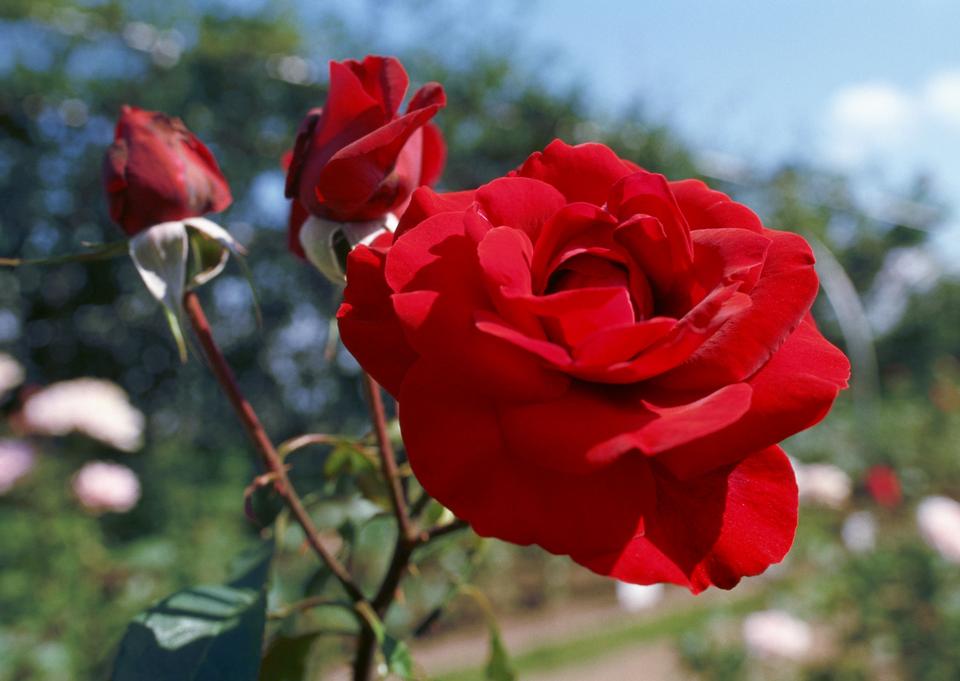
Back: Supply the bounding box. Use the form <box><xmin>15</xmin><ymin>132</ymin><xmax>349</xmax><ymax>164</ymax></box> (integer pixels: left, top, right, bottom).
<box><xmin>0</xmin><ymin>238</ymin><xmax>128</xmax><ymax>267</ymax></box>
<box><xmin>458</xmin><ymin>585</ymin><xmax>517</xmax><ymax>681</ymax></box>
<box><xmin>354</xmin><ymin>602</ymin><xmax>416</xmax><ymax>680</ymax></box>
<box><xmin>383</xmin><ymin>634</ymin><xmax>415</xmax><ymax>679</ymax></box>
<box><xmin>484</xmin><ymin>627</ymin><xmax>516</xmax><ymax>681</ymax></box>
<box><xmin>111</xmin><ymin>541</ymin><xmax>274</xmax><ymax>681</ymax></box>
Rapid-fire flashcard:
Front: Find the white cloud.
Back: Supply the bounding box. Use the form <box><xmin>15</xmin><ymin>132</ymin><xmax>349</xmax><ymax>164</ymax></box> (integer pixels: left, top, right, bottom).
<box><xmin>821</xmin><ymin>68</ymin><xmax>960</xmax><ymax>167</ymax></box>
<box><xmin>923</xmin><ymin>70</ymin><xmax>960</xmax><ymax>127</ymax></box>
<box><xmin>822</xmin><ymin>82</ymin><xmax>916</xmax><ymax>165</ymax></box>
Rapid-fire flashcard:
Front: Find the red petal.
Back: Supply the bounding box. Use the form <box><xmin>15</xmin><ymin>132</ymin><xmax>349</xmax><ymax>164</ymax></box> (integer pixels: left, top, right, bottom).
<box><xmin>407</xmin><ymin>82</ymin><xmax>446</xmax><ymax>113</ymax></box>
<box><xmin>344</xmin><ymin>55</ymin><xmax>409</xmax><ymax>117</ymax></box>
<box><xmin>419</xmin><ymin>122</ymin><xmax>446</xmax><ymax>187</ymax></box>
<box><xmin>570</xmin><ymin>285</ymin><xmax>752</xmax><ymax>383</ymax></box>
<box><xmin>654</xmin><ymin>318</ymin><xmax>850</xmax><ymax>479</ymax></box>
<box><xmin>287</xmin><ymin>199</ymin><xmax>309</xmax><ymax>259</ymax></box>
<box><xmin>517</xmin><ymin>139</ymin><xmax>635</xmax><ymax>205</ymax></box>
<box><xmin>499</xmin><ymin>382</ymin><xmax>751</xmax><ymax>474</ymax></box>
<box><xmin>515</xmin><ymin>286</ymin><xmax>635</xmax><ymax>349</ymax></box>
<box><xmin>607</xmin><ymin>171</ymin><xmax>694</xmax><ymax>268</ymax></box>
<box><xmin>671</xmin><ymin>179</ymin><xmax>764</xmax><ymax>233</ymax></box>
<box><xmin>690</xmin><ymin>228</ymin><xmax>771</xmax><ymax>294</ymax></box>
<box><xmin>658</xmin><ymin>228</ymin><xmax>819</xmax><ymax>391</ymax></box>
<box><xmin>530</xmin><ymin>203</ymin><xmax>618</xmax><ymax>294</ymax></box>
<box><xmin>476</xmin><ymin>177</ymin><xmax>566</xmax><ymax>241</ymax></box>
<box><xmin>317</xmin><ymin>104</ymin><xmax>442</xmax><ymax>218</ymax></box>
<box><xmin>338</xmin><ymin>241</ymin><xmax>417</xmax><ymax>397</ymax></box>
<box><xmin>395</xmin><ymin>187</ymin><xmax>476</xmax><ymax>237</ymax></box>
<box><xmin>580</xmin><ymin>446</ymin><xmax>797</xmax><ymax>593</ymax></box>
<box><xmin>399</xmin><ymin>361</ymin><xmax>649</xmax><ymax>555</ymax></box>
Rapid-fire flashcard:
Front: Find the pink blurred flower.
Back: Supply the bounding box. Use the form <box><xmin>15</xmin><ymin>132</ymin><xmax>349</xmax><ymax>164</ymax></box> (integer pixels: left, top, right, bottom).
<box><xmin>917</xmin><ymin>496</ymin><xmax>960</xmax><ymax>563</ymax></box>
<box><xmin>72</xmin><ymin>461</ymin><xmax>141</xmax><ymax>513</ymax></box>
<box><xmin>21</xmin><ymin>378</ymin><xmax>145</xmax><ymax>452</ymax></box>
<box><xmin>0</xmin><ymin>439</ymin><xmax>35</xmax><ymax>494</ymax></box>
<box><xmin>842</xmin><ymin>511</ymin><xmax>877</xmax><ymax>553</ymax></box>
<box><xmin>743</xmin><ymin>610</ymin><xmax>813</xmax><ymax>660</ymax></box>
<box><xmin>794</xmin><ymin>461</ymin><xmax>851</xmax><ymax>509</ymax></box>
<box><xmin>0</xmin><ymin>353</ymin><xmax>25</xmax><ymax>401</ymax></box>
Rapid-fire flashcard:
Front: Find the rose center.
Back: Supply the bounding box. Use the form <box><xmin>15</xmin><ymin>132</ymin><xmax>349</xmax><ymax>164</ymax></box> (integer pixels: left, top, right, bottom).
<box><xmin>547</xmin><ymin>253</ymin><xmax>628</xmax><ymax>294</ymax></box>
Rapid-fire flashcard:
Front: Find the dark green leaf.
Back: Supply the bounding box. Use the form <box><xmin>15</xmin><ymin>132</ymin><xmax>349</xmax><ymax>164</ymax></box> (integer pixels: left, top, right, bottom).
<box><xmin>243</xmin><ymin>474</ymin><xmax>285</xmax><ymax>528</ymax></box>
<box><xmin>111</xmin><ymin>541</ymin><xmax>274</xmax><ymax>681</ymax></box>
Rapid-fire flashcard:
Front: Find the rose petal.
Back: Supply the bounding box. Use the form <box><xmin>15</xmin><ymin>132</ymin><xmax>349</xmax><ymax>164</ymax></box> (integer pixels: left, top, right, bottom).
<box><xmin>658</xmin><ymin>229</ymin><xmax>819</xmax><ymax>390</ymax></box>
<box><xmin>338</xmin><ymin>240</ymin><xmax>418</xmax><ymax>397</ymax></box>
<box><xmin>499</xmin><ymin>382</ymin><xmax>751</xmax><ymax>474</ymax></box>
<box><xmin>399</xmin><ymin>361</ymin><xmax>650</xmax><ymax>555</ymax></box>
<box><xmin>579</xmin><ymin>446</ymin><xmax>797</xmax><ymax>593</ymax></box>
<box><xmin>395</xmin><ymin>187</ymin><xmax>476</xmax><ymax>237</ymax></box>
<box><xmin>476</xmin><ymin>177</ymin><xmax>567</xmax><ymax>240</ymax></box>
<box><xmin>419</xmin><ymin>122</ymin><xmax>447</xmax><ymax>187</ymax></box>
<box><xmin>345</xmin><ymin>55</ymin><xmax>410</xmax><ymax>117</ymax></box>
<box><xmin>316</xmin><ymin>104</ymin><xmax>443</xmax><ymax>218</ymax></box>
<box><xmin>654</xmin><ymin>318</ymin><xmax>851</xmax><ymax>479</ymax></box>
<box><xmin>517</xmin><ymin>139</ymin><xmax>635</xmax><ymax>204</ymax></box>
<box><xmin>690</xmin><ymin>227</ymin><xmax>771</xmax><ymax>294</ymax></box>
<box><xmin>671</xmin><ymin>179</ymin><xmax>765</xmax><ymax>233</ymax></box>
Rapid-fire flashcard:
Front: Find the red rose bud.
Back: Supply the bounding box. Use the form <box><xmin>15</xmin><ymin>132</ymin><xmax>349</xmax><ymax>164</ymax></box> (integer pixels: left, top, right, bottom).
<box><xmin>103</xmin><ymin>106</ymin><xmax>232</xmax><ymax>235</ymax></box>
<box><xmin>284</xmin><ymin>55</ymin><xmax>446</xmax><ymax>261</ymax></box>
<box><xmin>337</xmin><ymin>140</ymin><xmax>850</xmax><ymax>593</ymax></box>
<box><xmin>865</xmin><ymin>465</ymin><xmax>902</xmax><ymax>507</ymax></box>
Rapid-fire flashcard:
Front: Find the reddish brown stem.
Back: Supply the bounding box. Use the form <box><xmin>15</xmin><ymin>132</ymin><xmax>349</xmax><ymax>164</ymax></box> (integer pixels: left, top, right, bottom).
<box><xmin>182</xmin><ymin>291</ymin><xmax>364</xmax><ymax>603</ymax></box>
<box><xmin>360</xmin><ymin>373</ymin><xmax>415</xmax><ymax>543</ymax></box>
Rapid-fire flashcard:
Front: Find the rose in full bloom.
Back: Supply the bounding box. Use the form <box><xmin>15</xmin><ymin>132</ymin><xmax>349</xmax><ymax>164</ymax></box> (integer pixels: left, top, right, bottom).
<box><xmin>284</xmin><ymin>55</ymin><xmax>446</xmax><ymax>261</ymax></box>
<box><xmin>338</xmin><ymin>140</ymin><xmax>850</xmax><ymax>592</ymax></box>
<box><xmin>103</xmin><ymin>106</ymin><xmax>232</xmax><ymax>235</ymax></box>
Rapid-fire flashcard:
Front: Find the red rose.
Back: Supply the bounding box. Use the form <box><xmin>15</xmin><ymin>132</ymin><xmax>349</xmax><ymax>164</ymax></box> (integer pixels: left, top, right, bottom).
<box><xmin>338</xmin><ymin>140</ymin><xmax>850</xmax><ymax>592</ymax></box>
<box><xmin>865</xmin><ymin>465</ymin><xmax>901</xmax><ymax>507</ymax></box>
<box><xmin>102</xmin><ymin>106</ymin><xmax>232</xmax><ymax>235</ymax></box>
<box><xmin>284</xmin><ymin>55</ymin><xmax>446</xmax><ymax>259</ymax></box>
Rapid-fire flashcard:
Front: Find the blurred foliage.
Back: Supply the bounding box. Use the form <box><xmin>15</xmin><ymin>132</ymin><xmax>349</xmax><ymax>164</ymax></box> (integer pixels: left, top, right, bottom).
<box><xmin>2</xmin><ymin>0</ymin><xmax>960</xmax><ymax>680</ymax></box>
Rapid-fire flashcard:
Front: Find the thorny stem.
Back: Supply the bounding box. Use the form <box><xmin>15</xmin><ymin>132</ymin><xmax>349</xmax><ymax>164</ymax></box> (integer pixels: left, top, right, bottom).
<box><xmin>182</xmin><ymin>291</ymin><xmax>364</xmax><ymax>603</ymax></box>
<box><xmin>184</xmin><ymin>292</ymin><xmax>466</xmax><ymax>681</ymax></box>
<box><xmin>360</xmin><ymin>373</ymin><xmax>415</xmax><ymax>543</ymax></box>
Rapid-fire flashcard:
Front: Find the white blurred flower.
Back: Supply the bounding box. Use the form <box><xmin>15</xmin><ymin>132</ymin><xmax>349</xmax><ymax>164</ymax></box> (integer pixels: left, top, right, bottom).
<box><xmin>0</xmin><ymin>353</ymin><xmax>25</xmax><ymax>400</ymax></box>
<box><xmin>72</xmin><ymin>461</ymin><xmax>141</xmax><ymax>513</ymax></box>
<box><xmin>21</xmin><ymin>378</ymin><xmax>145</xmax><ymax>452</ymax></box>
<box><xmin>917</xmin><ymin>496</ymin><xmax>960</xmax><ymax>563</ymax></box>
<box><xmin>842</xmin><ymin>511</ymin><xmax>877</xmax><ymax>553</ymax></box>
<box><xmin>795</xmin><ymin>462</ymin><xmax>851</xmax><ymax>509</ymax></box>
<box><xmin>0</xmin><ymin>439</ymin><xmax>36</xmax><ymax>494</ymax></box>
<box><xmin>742</xmin><ymin>610</ymin><xmax>813</xmax><ymax>660</ymax></box>
<box><xmin>615</xmin><ymin>581</ymin><xmax>664</xmax><ymax>612</ymax></box>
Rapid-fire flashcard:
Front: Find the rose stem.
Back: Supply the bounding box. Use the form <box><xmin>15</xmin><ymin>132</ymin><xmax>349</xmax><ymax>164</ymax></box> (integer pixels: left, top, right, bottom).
<box><xmin>352</xmin><ymin>375</ymin><xmax>472</xmax><ymax>680</ymax></box>
<box><xmin>360</xmin><ymin>373</ymin><xmax>415</xmax><ymax>543</ymax></box>
<box><xmin>182</xmin><ymin>290</ymin><xmax>364</xmax><ymax>603</ymax></box>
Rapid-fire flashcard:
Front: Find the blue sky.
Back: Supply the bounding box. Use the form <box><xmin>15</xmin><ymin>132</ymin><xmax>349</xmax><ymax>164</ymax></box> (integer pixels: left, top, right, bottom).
<box><xmin>509</xmin><ymin>0</ymin><xmax>960</xmax><ymax>261</ymax></box>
